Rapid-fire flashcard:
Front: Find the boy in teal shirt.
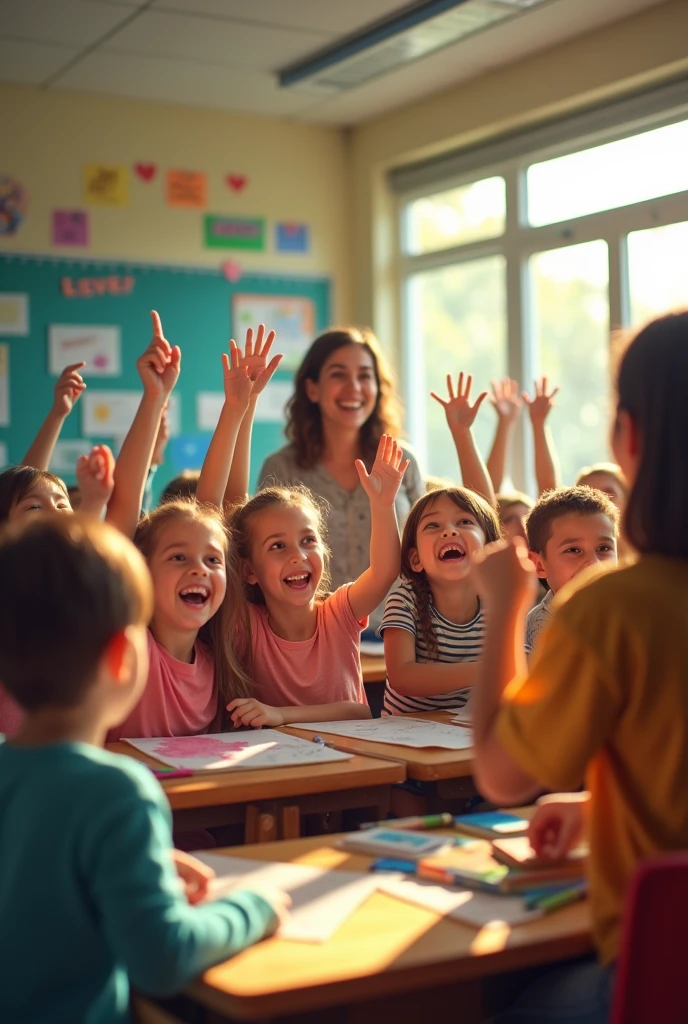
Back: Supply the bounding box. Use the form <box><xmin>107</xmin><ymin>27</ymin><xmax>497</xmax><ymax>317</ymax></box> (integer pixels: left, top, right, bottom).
<box><xmin>0</xmin><ymin>517</ymin><xmax>288</xmax><ymax>1024</ymax></box>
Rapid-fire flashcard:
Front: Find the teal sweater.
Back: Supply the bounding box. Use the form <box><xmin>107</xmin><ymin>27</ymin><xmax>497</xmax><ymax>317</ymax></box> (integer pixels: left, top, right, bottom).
<box><xmin>0</xmin><ymin>741</ymin><xmax>277</xmax><ymax>1023</ymax></box>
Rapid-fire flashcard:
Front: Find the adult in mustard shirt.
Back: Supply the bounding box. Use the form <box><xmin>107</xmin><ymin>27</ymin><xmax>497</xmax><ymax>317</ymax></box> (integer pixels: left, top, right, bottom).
<box><xmin>470</xmin><ymin>310</ymin><xmax>688</xmax><ymax>1024</ymax></box>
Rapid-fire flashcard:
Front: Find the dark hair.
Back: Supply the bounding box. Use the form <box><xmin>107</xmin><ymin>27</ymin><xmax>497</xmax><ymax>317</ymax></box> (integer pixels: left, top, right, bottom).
<box><xmin>616</xmin><ymin>311</ymin><xmax>688</xmax><ymax>557</ymax></box>
<box><xmin>526</xmin><ymin>486</ymin><xmax>620</xmax><ymax>555</ymax></box>
<box><xmin>400</xmin><ymin>487</ymin><xmax>501</xmax><ymax>658</ymax></box>
<box><xmin>160</xmin><ymin>470</ymin><xmax>200</xmax><ymax>505</ymax></box>
<box><xmin>0</xmin><ymin>466</ymin><xmax>70</xmax><ymax>523</ymax></box>
<box><xmin>285</xmin><ymin>326</ymin><xmax>404</xmax><ymax>469</ymax></box>
<box><xmin>576</xmin><ymin>463</ymin><xmax>627</xmax><ymax>496</ymax></box>
<box><xmin>134</xmin><ymin>499</ymin><xmax>252</xmax><ymax>703</ymax></box>
<box><xmin>0</xmin><ymin>517</ymin><xmax>152</xmax><ymax>711</ymax></box>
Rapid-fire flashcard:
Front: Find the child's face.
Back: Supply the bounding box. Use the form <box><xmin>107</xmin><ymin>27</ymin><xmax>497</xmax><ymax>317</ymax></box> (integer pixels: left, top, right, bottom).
<box><xmin>10</xmin><ymin>479</ymin><xmax>72</xmax><ymax>521</ymax></box>
<box><xmin>148</xmin><ymin>518</ymin><xmax>226</xmax><ymax>634</ymax></box>
<box><xmin>245</xmin><ymin>504</ymin><xmax>325</xmax><ymax>609</ymax></box>
<box><xmin>501</xmin><ymin>502</ymin><xmax>530</xmax><ymax>541</ymax></box>
<box><xmin>305</xmin><ymin>344</ymin><xmax>378</xmax><ymax>431</ymax></box>
<box><xmin>535</xmin><ymin>512</ymin><xmax>618</xmax><ymax>594</ymax></box>
<box><xmin>410</xmin><ymin>494</ymin><xmax>486</xmax><ymax>584</ymax></box>
<box><xmin>579</xmin><ymin>472</ymin><xmax>625</xmax><ymax>510</ymax></box>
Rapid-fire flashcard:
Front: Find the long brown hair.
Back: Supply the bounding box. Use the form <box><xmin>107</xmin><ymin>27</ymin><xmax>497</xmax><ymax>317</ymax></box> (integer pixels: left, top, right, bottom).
<box><xmin>134</xmin><ymin>500</ymin><xmax>252</xmax><ymax>703</ymax></box>
<box><xmin>616</xmin><ymin>310</ymin><xmax>688</xmax><ymax>558</ymax></box>
<box><xmin>285</xmin><ymin>326</ymin><xmax>404</xmax><ymax>469</ymax></box>
<box><xmin>400</xmin><ymin>488</ymin><xmax>502</xmax><ymax>657</ymax></box>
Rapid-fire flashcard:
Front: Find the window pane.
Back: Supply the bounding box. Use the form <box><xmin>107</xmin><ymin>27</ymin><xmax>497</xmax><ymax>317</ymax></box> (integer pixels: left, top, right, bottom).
<box><xmin>529</xmin><ymin>241</ymin><xmax>610</xmax><ymax>485</ymax></box>
<box><xmin>628</xmin><ymin>221</ymin><xmax>688</xmax><ymax>325</ymax></box>
<box><xmin>407</xmin><ymin>256</ymin><xmax>507</xmax><ymax>479</ymax></box>
<box><xmin>405</xmin><ymin>176</ymin><xmax>505</xmax><ymax>254</ymax></box>
<box><xmin>527</xmin><ymin>119</ymin><xmax>688</xmax><ymax>226</ymax></box>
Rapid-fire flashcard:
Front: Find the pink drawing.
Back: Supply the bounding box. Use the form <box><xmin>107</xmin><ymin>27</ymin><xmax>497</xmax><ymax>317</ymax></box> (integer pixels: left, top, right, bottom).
<box><xmin>221</xmin><ymin>259</ymin><xmax>242</xmax><ymax>283</ymax></box>
<box><xmin>93</xmin><ymin>354</ymin><xmax>109</xmax><ymax>369</ymax></box>
<box><xmin>154</xmin><ymin>736</ymin><xmax>250</xmax><ymax>759</ymax></box>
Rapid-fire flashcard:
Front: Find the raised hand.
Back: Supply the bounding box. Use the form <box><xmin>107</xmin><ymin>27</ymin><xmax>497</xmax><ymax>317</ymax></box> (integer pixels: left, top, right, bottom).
<box><xmin>53</xmin><ymin>362</ymin><xmax>86</xmax><ymax>417</ymax></box>
<box><xmin>222</xmin><ymin>342</ymin><xmax>253</xmax><ymax>408</ymax></box>
<box><xmin>227</xmin><ymin>696</ymin><xmax>284</xmax><ymax>729</ymax></box>
<box><xmin>523</xmin><ymin>377</ymin><xmax>559</xmax><ymax>426</ymax></box>
<box><xmin>355</xmin><ymin>434</ymin><xmax>409</xmax><ymax>506</ymax></box>
<box><xmin>231</xmin><ymin>324</ymin><xmax>282</xmax><ymax>398</ymax></box>
<box><xmin>431</xmin><ymin>372</ymin><xmax>488</xmax><ymax>430</ymax></box>
<box><xmin>471</xmin><ymin>536</ymin><xmax>537</xmax><ymax>611</ymax></box>
<box><xmin>137</xmin><ymin>311</ymin><xmax>181</xmax><ymax>399</ymax></box>
<box><xmin>76</xmin><ymin>444</ymin><xmax>115</xmax><ymax>511</ymax></box>
<box><xmin>489</xmin><ymin>378</ymin><xmax>523</xmax><ymax>424</ymax></box>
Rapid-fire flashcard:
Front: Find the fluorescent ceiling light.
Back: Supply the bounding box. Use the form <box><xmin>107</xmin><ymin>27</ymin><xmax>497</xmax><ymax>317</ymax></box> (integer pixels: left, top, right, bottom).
<box><xmin>279</xmin><ymin>0</ymin><xmax>555</xmax><ymax>93</ymax></box>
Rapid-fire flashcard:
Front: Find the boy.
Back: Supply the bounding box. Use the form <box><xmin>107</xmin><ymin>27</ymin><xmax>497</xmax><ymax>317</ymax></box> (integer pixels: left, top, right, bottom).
<box><xmin>524</xmin><ymin>486</ymin><xmax>619</xmax><ymax>654</ymax></box>
<box><xmin>0</xmin><ymin>517</ymin><xmax>287</xmax><ymax>1024</ymax></box>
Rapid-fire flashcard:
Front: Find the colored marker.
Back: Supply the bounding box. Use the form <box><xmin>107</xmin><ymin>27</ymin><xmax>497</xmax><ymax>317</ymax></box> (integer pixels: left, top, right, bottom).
<box><xmin>528</xmin><ymin>882</ymin><xmax>588</xmax><ymax>914</ymax></box>
<box><xmin>360</xmin><ymin>813</ymin><xmax>454</xmax><ymax>831</ymax></box>
<box><xmin>150</xmin><ymin>767</ymin><xmax>195</xmax><ymax>780</ymax></box>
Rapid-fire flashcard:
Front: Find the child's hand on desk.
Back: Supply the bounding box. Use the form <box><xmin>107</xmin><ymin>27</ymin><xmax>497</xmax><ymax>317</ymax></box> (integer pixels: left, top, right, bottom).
<box><xmin>528</xmin><ymin>793</ymin><xmax>588</xmax><ymax>860</ymax></box>
<box><xmin>138</xmin><ymin>311</ymin><xmax>181</xmax><ymax>400</ymax></box>
<box><xmin>227</xmin><ymin>697</ymin><xmax>284</xmax><ymax>729</ymax></box>
<box><xmin>53</xmin><ymin>361</ymin><xmax>87</xmax><ymax>418</ymax></box>
<box><xmin>230</xmin><ymin>323</ymin><xmax>283</xmax><ymax>399</ymax></box>
<box><xmin>76</xmin><ymin>444</ymin><xmax>115</xmax><ymax>513</ymax></box>
<box><xmin>248</xmin><ymin>887</ymin><xmax>292</xmax><ymax>934</ymax></box>
<box><xmin>171</xmin><ymin>849</ymin><xmax>215</xmax><ymax>905</ymax></box>
<box><xmin>471</xmin><ymin>537</ymin><xmax>537</xmax><ymax>611</ymax></box>
<box><xmin>355</xmin><ymin>434</ymin><xmax>409</xmax><ymax>507</ymax></box>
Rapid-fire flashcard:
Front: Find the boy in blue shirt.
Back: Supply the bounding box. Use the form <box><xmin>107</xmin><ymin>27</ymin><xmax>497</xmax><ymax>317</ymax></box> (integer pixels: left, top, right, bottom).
<box><xmin>0</xmin><ymin>517</ymin><xmax>288</xmax><ymax>1024</ymax></box>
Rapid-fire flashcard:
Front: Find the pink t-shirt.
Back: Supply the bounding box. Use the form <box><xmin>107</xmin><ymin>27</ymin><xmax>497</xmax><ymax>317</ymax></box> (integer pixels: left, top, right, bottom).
<box><xmin>249</xmin><ymin>584</ymin><xmax>368</xmax><ymax>708</ymax></box>
<box><xmin>0</xmin><ymin>685</ymin><xmax>24</xmax><ymax>739</ymax></box>
<box><xmin>108</xmin><ymin>630</ymin><xmax>218</xmax><ymax>741</ymax></box>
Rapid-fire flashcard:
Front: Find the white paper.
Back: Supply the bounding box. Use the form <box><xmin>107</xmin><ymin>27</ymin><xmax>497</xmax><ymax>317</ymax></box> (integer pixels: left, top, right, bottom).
<box><xmin>196</xmin><ymin>854</ymin><xmax>380</xmax><ymax>943</ymax></box>
<box><xmin>233</xmin><ymin>295</ymin><xmax>314</xmax><ymax>372</ymax></box>
<box><xmin>50</xmin><ymin>439</ymin><xmax>94</xmax><ymax>476</ymax></box>
<box><xmin>82</xmin><ymin>391</ymin><xmax>180</xmax><ymax>437</ymax></box>
<box><xmin>0</xmin><ymin>293</ymin><xmax>29</xmax><ymax>336</ymax></box>
<box><xmin>196</xmin><ymin>391</ymin><xmax>224</xmax><ymax>431</ymax></box>
<box><xmin>289</xmin><ymin>717</ymin><xmax>474</xmax><ymax>750</ymax></box>
<box><xmin>49</xmin><ymin>324</ymin><xmax>121</xmax><ymax>377</ymax></box>
<box><xmin>0</xmin><ymin>344</ymin><xmax>8</xmax><ymax>426</ymax></box>
<box><xmin>451</xmin><ymin>704</ymin><xmax>473</xmax><ymax>727</ymax></box>
<box><xmin>254</xmin><ymin>380</ymin><xmax>292</xmax><ymax>424</ymax></box>
<box><xmin>378</xmin><ymin>876</ymin><xmax>541</xmax><ymax>928</ymax></box>
<box><xmin>124</xmin><ymin>729</ymin><xmax>353</xmax><ymax>771</ymax></box>
<box><xmin>0</xmin><ymin>441</ymin><xmax>8</xmax><ymax>469</ymax></box>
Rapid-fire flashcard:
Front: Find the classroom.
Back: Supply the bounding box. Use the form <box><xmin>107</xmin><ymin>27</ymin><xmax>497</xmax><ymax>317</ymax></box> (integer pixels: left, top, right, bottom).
<box><xmin>1</xmin><ymin>2</ymin><xmax>688</xmax><ymax>1022</ymax></box>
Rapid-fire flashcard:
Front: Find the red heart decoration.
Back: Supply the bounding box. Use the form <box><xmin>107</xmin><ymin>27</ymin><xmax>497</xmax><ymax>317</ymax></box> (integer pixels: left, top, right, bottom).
<box><xmin>226</xmin><ymin>175</ymin><xmax>247</xmax><ymax>192</ymax></box>
<box><xmin>134</xmin><ymin>162</ymin><xmax>157</xmax><ymax>182</ymax></box>
<box><xmin>221</xmin><ymin>260</ymin><xmax>242</xmax><ymax>283</ymax></box>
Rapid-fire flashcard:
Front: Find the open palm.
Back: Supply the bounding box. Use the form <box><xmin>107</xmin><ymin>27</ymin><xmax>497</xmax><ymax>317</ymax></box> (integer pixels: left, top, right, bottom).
<box><xmin>231</xmin><ymin>324</ymin><xmax>282</xmax><ymax>397</ymax></box>
<box><xmin>355</xmin><ymin>434</ymin><xmax>409</xmax><ymax>506</ymax></box>
<box><xmin>431</xmin><ymin>372</ymin><xmax>488</xmax><ymax>429</ymax></box>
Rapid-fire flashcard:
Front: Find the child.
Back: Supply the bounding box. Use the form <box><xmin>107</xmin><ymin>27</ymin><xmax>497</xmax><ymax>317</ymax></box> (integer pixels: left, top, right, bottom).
<box><xmin>497</xmin><ymin>491</ymin><xmax>534</xmax><ymax>542</ymax></box>
<box><xmin>577</xmin><ymin>461</ymin><xmax>627</xmax><ymax>509</ymax></box>
<box><xmin>0</xmin><ymin>517</ymin><xmax>288</xmax><ymax>1024</ymax></box>
<box><xmin>226</xmin><ymin>435</ymin><xmax>407</xmax><ymax>727</ymax></box>
<box><xmin>486</xmin><ymin>376</ymin><xmax>560</xmax><ymax>496</ymax></box>
<box><xmin>430</xmin><ymin>372</ymin><xmax>496</xmax><ymax>505</ymax></box>
<box><xmin>470</xmin><ymin>310</ymin><xmax>688</xmax><ymax>1022</ymax></box>
<box><xmin>380</xmin><ymin>486</ymin><xmax>501</xmax><ymax>716</ymax></box>
<box><xmin>524</xmin><ymin>486</ymin><xmax>619</xmax><ymax>654</ymax></box>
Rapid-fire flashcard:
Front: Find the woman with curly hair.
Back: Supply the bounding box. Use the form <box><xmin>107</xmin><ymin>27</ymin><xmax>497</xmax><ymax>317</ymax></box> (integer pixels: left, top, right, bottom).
<box><xmin>258</xmin><ymin>327</ymin><xmax>424</xmax><ymax>629</ymax></box>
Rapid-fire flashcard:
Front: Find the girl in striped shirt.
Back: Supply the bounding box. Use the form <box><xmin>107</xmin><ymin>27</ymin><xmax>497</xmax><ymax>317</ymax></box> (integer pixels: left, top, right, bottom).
<box><xmin>380</xmin><ymin>487</ymin><xmax>501</xmax><ymax>716</ymax></box>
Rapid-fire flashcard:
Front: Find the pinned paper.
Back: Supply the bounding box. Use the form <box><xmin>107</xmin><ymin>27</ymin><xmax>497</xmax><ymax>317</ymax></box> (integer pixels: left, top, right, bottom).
<box><xmin>196</xmin><ymin>392</ymin><xmax>224</xmax><ymax>432</ymax></box>
<box><xmin>0</xmin><ymin>442</ymin><xmax>8</xmax><ymax>469</ymax></box>
<box><xmin>0</xmin><ymin>344</ymin><xmax>9</xmax><ymax>426</ymax></box>
<box><xmin>0</xmin><ymin>175</ymin><xmax>28</xmax><ymax>236</ymax></box>
<box><xmin>167</xmin><ymin>170</ymin><xmax>207</xmax><ymax>209</ymax></box>
<box><xmin>52</xmin><ymin>210</ymin><xmax>89</xmax><ymax>247</ymax></box>
<box><xmin>50</xmin><ymin>439</ymin><xmax>94</xmax><ymax>476</ymax></box>
<box><xmin>221</xmin><ymin>259</ymin><xmax>242</xmax><ymax>283</ymax></box>
<box><xmin>276</xmin><ymin>222</ymin><xmax>310</xmax><ymax>253</ymax></box>
<box><xmin>0</xmin><ymin>293</ymin><xmax>29</xmax><ymax>335</ymax></box>
<box><xmin>84</xmin><ymin>164</ymin><xmax>128</xmax><ymax>206</ymax></box>
<box><xmin>134</xmin><ymin>162</ymin><xmax>157</xmax><ymax>182</ymax></box>
<box><xmin>255</xmin><ymin>380</ymin><xmax>292</xmax><ymax>424</ymax></box>
<box><xmin>170</xmin><ymin>434</ymin><xmax>210</xmax><ymax>470</ymax></box>
<box><xmin>205</xmin><ymin>215</ymin><xmax>264</xmax><ymax>250</ymax></box>
<box><xmin>225</xmin><ymin>174</ymin><xmax>247</xmax><ymax>192</ymax></box>
<box><xmin>49</xmin><ymin>325</ymin><xmax>121</xmax><ymax>377</ymax></box>
<box><xmin>233</xmin><ymin>294</ymin><xmax>314</xmax><ymax>370</ymax></box>
<box><xmin>83</xmin><ymin>391</ymin><xmax>180</xmax><ymax>437</ymax></box>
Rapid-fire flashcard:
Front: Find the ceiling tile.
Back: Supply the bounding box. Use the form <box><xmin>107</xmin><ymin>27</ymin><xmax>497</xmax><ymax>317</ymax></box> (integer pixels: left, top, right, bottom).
<box><xmin>0</xmin><ymin>38</ymin><xmax>80</xmax><ymax>84</ymax></box>
<box><xmin>54</xmin><ymin>48</ymin><xmax>315</xmax><ymax>116</ymax></box>
<box><xmin>0</xmin><ymin>0</ymin><xmax>136</xmax><ymax>47</ymax></box>
<box><xmin>151</xmin><ymin>0</ymin><xmax>412</xmax><ymax>34</ymax></box>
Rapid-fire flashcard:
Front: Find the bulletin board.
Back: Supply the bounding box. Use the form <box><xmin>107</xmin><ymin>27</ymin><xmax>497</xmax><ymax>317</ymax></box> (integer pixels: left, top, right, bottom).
<box><xmin>0</xmin><ymin>254</ymin><xmax>330</xmax><ymax>498</ymax></box>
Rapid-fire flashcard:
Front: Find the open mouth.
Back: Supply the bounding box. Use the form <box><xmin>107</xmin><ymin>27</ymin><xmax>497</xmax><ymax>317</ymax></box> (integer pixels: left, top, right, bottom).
<box><xmin>283</xmin><ymin>571</ymin><xmax>312</xmax><ymax>591</ymax></box>
<box><xmin>438</xmin><ymin>542</ymin><xmax>466</xmax><ymax>562</ymax></box>
<box><xmin>336</xmin><ymin>401</ymin><xmax>364</xmax><ymax>412</ymax></box>
<box><xmin>179</xmin><ymin>585</ymin><xmax>210</xmax><ymax>608</ymax></box>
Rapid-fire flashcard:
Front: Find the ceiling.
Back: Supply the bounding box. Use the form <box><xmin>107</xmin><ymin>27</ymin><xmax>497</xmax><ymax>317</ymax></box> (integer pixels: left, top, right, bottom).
<box><xmin>0</xmin><ymin>0</ymin><xmax>668</xmax><ymax>125</ymax></box>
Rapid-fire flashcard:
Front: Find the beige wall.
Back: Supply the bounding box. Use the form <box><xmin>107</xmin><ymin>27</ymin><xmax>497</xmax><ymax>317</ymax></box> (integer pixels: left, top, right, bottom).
<box><xmin>350</xmin><ymin>0</ymin><xmax>688</xmax><ymax>354</ymax></box>
<box><xmin>0</xmin><ymin>83</ymin><xmax>353</xmax><ymax>320</ymax></box>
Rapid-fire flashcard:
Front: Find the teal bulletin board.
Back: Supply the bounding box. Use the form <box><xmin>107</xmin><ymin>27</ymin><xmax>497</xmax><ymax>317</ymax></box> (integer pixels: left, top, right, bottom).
<box><xmin>0</xmin><ymin>254</ymin><xmax>330</xmax><ymax>501</ymax></box>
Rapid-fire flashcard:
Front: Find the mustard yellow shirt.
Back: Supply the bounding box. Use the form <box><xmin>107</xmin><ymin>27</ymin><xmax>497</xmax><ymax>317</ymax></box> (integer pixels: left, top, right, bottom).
<box><xmin>497</xmin><ymin>555</ymin><xmax>688</xmax><ymax>964</ymax></box>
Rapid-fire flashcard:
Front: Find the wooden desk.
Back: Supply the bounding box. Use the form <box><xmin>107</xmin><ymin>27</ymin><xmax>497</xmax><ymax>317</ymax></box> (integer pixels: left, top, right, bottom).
<box><xmin>183</xmin><ymin>833</ymin><xmax>593</xmax><ymax>1023</ymax></box>
<box><xmin>108</xmin><ymin>742</ymin><xmax>405</xmax><ymax>843</ymax></box>
<box><xmin>361</xmin><ymin>653</ymin><xmax>385</xmax><ymax>684</ymax></box>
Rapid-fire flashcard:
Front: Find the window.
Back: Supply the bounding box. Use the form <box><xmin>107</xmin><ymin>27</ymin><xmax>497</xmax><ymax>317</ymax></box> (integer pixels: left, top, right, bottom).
<box><xmin>627</xmin><ymin>221</ymin><xmax>688</xmax><ymax>324</ymax></box>
<box><xmin>405</xmin><ymin>176</ymin><xmax>505</xmax><ymax>254</ymax></box>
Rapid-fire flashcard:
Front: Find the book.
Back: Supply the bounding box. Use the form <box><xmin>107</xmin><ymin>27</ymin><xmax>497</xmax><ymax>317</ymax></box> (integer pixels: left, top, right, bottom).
<box><xmin>454</xmin><ymin>810</ymin><xmax>529</xmax><ymax>839</ymax></box>
<box><xmin>491</xmin><ymin>835</ymin><xmax>588</xmax><ymax>870</ymax></box>
<box><xmin>418</xmin><ymin>839</ymin><xmax>585</xmax><ymax>895</ymax></box>
<box><xmin>339</xmin><ymin>828</ymin><xmax>452</xmax><ymax>860</ymax></box>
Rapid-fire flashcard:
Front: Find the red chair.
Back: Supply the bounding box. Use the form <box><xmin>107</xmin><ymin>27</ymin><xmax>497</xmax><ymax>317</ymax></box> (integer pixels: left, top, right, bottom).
<box><xmin>611</xmin><ymin>851</ymin><xmax>688</xmax><ymax>1024</ymax></box>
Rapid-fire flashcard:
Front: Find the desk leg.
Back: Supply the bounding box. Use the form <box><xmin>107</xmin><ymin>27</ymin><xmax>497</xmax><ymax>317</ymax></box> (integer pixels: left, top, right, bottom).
<box><xmin>280</xmin><ymin>805</ymin><xmax>301</xmax><ymax>840</ymax></box>
<box><xmin>244</xmin><ymin>805</ymin><xmax>278</xmax><ymax>844</ymax></box>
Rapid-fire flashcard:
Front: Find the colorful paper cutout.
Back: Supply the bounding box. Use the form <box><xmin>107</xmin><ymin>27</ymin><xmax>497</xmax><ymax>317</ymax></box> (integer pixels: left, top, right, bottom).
<box><xmin>0</xmin><ymin>293</ymin><xmax>29</xmax><ymax>335</ymax></box>
<box><xmin>84</xmin><ymin>164</ymin><xmax>128</xmax><ymax>206</ymax></box>
<box><xmin>167</xmin><ymin>170</ymin><xmax>207</xmax><ymax>209</ymax></box>
<box><xmin>61</xmin><ymin>275</ymin><xmax>135</xmax><ymax>298</ymax></box>
<box><xmin>0</xmin><ymin>176</ymin><xmax>28</xmax><ymax>235</ymax></box>
<box><xmin>52</xmin><ymin>210</ymin><xmax>89</xmax><ymax>247</ymax></box>
<box><xmin>276</xmin><ymin>222</ymin><xmax>310</xmax><ymax>253</ymax></box>
<box><xmin>205</xmin><ymin>215</ymin><xmax>264</xmax><ymax>250</ymax></box>
<box><xmin>134</xmin><ymin>162</ymin><xmax>157</xmax><ymax>182</ymax></box>
<box><xmin>49</xmin><ymin>325</ymin><xmax>121</xmax><ymax>377</ymax></box>
<box><xmin>221</xmin><ymin>259</ymin><xmax>242</xmax><ymax>283</ymax></box>
<box><xmin>225</xmin><ymin>175</ymin><xmax>247</xmax><ymax>192</ymax></box>
<box><xmin>82</xmin><ymin>391</ymin><xmax>180</xmax><ymax>438</ymax></box>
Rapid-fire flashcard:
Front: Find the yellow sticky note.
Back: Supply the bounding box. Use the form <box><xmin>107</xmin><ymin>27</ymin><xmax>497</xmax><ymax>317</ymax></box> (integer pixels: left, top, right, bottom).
<box><xmin>84</xmin><ymin>164</ymin><xmax>129</xmax><ymax>206</ymax></box>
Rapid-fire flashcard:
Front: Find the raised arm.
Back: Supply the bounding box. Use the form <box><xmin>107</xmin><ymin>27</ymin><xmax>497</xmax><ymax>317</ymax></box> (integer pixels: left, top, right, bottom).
<box><xmin>76</xmin><ymin>444</ymin><xmax>115</xmax><ymax>520</ymax></box>
<box><xmin>347</xmin><ymin>435</ymin><xmax>408</xmax><ymax>622</ymax></box>
<box><xmin>431</xmin><ymin>373</ymin><xmax>495</xmax><ymax>506</ymax></box>
<box><xmin>22</xmin><ymin>362</ymin><xmax>86</xmax><ymax>470</ymax></box>
<box><xmin>106</xmin><ymin>312</ymin><xmax>180</xmax><ymax>537</ymax></box>
<box><xmin>486</xmin><ymin>378</ymin><xmax>522</xmax><ymax>493</ymax></box>
<box><xmin>524</xmin><ymin>378</ymin><xmax>560</xmax><ymax>495</ymax></box>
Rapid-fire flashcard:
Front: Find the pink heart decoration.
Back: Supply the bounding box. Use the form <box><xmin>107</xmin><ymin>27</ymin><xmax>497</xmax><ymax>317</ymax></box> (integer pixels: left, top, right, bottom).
<box><xmin>226</xmin><ymin>174</ymin><xmax>247</xmax><ymax>192</ymax></box>
<box><xmin>221</xmin><ymin>260</ymin><xmax>242</xmax><ymax>283</ymax></box>
<box><xmin>134</xmin><ymin>162</ymin><xmax>157</xmax><ymax>182</ymax></box>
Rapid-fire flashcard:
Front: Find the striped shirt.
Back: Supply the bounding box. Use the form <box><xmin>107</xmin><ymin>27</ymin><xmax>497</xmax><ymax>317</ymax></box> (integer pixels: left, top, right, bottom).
<box><xmin>378</xmin><ymin>580</ymin><xmax>484</xmax><ymax>716</ymax></box>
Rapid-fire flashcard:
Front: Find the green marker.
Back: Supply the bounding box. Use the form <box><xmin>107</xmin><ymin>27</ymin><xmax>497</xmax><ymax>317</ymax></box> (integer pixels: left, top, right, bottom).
<box><xmin>360</xmin><ymin>813</ymin><xmax>454</xmax><ymax>831</ymax></box>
